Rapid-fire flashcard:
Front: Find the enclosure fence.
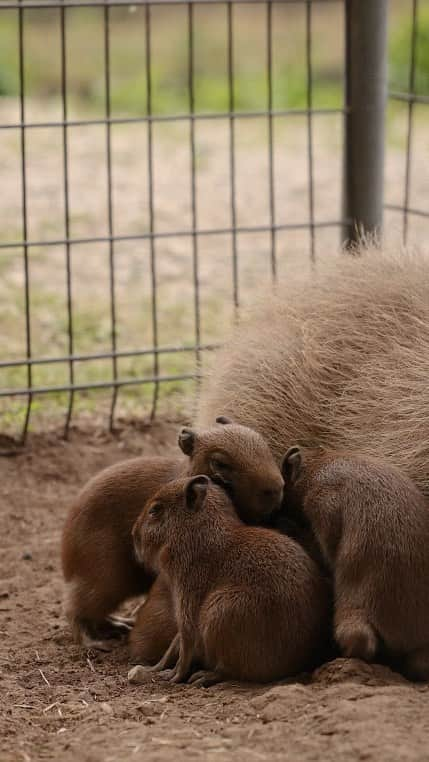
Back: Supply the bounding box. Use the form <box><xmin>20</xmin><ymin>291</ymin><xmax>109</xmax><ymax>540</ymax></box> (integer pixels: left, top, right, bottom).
<box><xmin>0</xmin><ymin>0</ymin><xmax>427</xmax><ymax>443</ymax></box>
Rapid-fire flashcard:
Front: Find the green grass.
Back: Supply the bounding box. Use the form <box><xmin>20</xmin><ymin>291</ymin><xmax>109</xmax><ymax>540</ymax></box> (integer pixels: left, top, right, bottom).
<box><xmin>389</xmin><ymin>4</ymin><xmax>429</xmax><ymax>95</ymax></box>
<box><xmin>0</xmin><ymin>3</ymin><xmax>427</xmax><ymax>117</ymax></box>
<box><xmin>0</xmin><ymin>257</ymin><xmax>204</xmax><ymax>433</ymax></box>
<box><xmin>0</xmin><ymin>4</ymin><xmax>344</xmax><ymax>115</ymax></box>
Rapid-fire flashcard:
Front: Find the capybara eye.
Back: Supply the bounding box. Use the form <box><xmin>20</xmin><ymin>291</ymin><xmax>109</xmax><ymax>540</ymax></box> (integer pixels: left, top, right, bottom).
<box><xmin>211</xmin><ymin>457</ymin><xmax>230</xmax><ymax>472</ymax></box>
<box><xmin>262</xmin><ymin>488</ymin><xmax>277</xmax><ymax>499</ymax></box>
<box><xmin>149</xmin><ymin>503</ymin><xmax>162</xmax><ymax>517</ymax></box>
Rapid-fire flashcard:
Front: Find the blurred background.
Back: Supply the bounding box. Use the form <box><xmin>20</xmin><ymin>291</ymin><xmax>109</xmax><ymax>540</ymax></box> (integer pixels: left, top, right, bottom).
<box><xmin>0</xmin><ymin>0</ymin><xmax>428</xmax><ymax>435</ymax></box>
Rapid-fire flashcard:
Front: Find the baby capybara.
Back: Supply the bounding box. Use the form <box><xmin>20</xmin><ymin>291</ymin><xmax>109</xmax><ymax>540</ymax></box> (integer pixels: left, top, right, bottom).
<box><xmin>129</xmin><ymin>574</ymin><xmax>176</xmax><ymax>665</ymax></box>
<box><xmin>282</xmin><ymin>445</ymin><xmax>429</xmax><ymax>680</ymax></box>
<box><xmin>132</xmin><ymin>475</ymin><xmax>330</xmax><ymax>684</ymax></box>
<box><xmin>62</xmin><ymin>418</ymin><xmax>284</xmax><ymax>647</ymax></box>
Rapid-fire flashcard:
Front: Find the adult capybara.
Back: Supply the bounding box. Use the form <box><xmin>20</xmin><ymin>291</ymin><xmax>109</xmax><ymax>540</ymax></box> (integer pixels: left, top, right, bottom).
<box><xmin>197</xmin><ymin>242</ymin><xmax>429</xmax><ymax>495</ymax></box>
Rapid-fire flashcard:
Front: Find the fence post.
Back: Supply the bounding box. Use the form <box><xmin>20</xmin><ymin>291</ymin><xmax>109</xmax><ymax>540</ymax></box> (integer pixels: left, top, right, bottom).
<box><xmin>342</xmin><ymin>0</ymin><xmax>388</xmax><ymax>244</ymax></box>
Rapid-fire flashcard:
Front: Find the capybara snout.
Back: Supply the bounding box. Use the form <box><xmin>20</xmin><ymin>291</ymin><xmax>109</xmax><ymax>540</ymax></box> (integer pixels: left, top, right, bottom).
<box><xmin>180</xmin><ymin>417</ymin><xmax>284</xmax><ymax>523</ymax></box>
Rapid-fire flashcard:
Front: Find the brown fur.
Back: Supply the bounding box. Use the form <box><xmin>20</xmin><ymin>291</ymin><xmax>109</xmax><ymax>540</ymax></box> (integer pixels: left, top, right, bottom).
<box><xmin>61</xmin><ymin>420</ymin><xmax>284</xmax><ymax>645</ymax></box>
<box><xmin>132</xmin><ymin>476</ymin><xmax>331</xmax><ymax>684</ymax></box>
<box><xmin>281</xmin><ymin>445</ymin><xmax>429</xmax><ymax>680</ymax></box>
<box><xmin>129</xmin><ymin>574</ymin><xmax>176</xmax><ymax>665</ymax></box>
<box><xmin>197</xmin><ymin>243</ymin><xmax>429</xmax><ymax>496</ymax></box>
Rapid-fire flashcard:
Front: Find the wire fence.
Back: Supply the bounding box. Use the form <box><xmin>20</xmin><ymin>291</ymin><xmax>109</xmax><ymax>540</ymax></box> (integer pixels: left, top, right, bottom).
<box><xmin>386</xmin><ymin>0</ymin><xmax>429</xmax><ymax>241</ymax></box>
<box><xmin>0</xmin><ymin>0</ymin><xmax>427</xmax><ymax>443</ymax></box>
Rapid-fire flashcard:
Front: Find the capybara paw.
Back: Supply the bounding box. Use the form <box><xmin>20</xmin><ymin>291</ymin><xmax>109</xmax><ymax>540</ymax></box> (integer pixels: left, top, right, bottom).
<box><xmin>80</xmin><ymin>631</ymin><xmax>113</xmax><ymax>652</ymax></box>
<box><xmin>128</xmin><ymin>665</ymin><xmax>156</xmax><ymax>684</ymax></box>
<box><xmin>169</xmin><ymin>670</ymin><xmax>186</xmax><ymax>684</ymax></box>
<box><xmin>95</xmin><ymin>617</ymin><xmax>131</xmax><ymax>639</ymax></box>
<box><xmin>79</xmin><ymin>618</ymin><xmax>128</xmax><ymax>648</ymax></box>
<box><xmin>335</xmin><ymin>620</ymin><xmax>377</xmax><ymax>661</ymax></box>
<box><xmin>106</xmin><ymin>614</ymin><xmax>134</xmax><ymax>633</ymax></box>
<box><xmin>187</xmin><ymin>670</ymin><xmax>221</xmax><ymax>688</ymax></box>
<box><xmin>159</xmin><ymin>668</ymin><xmax>176</xmax><ymax>681</ymax></box>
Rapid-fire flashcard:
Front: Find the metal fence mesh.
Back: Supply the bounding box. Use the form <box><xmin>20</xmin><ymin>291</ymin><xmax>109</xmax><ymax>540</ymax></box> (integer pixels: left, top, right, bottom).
<box><xmin>0</xmin><ymin>0</ymin><xmax>427</xmax><ymax>443</ymax></box>
<box><xmin>386</xmin><ymin>0</ymin><xmax>429</xmax><ymax>241</ymax></box>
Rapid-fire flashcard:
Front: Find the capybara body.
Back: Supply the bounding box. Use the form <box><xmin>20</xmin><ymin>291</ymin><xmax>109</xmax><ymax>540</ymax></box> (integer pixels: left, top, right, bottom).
<box><xmin>197</xmin><ymin>244</ymin><xmax>429</xmax><ymax>496</ymax></box>
<box><xmin>129</xmin><ymin>574</ymin><xmax>176</xmax><ymax>665</ymax></box>
<box><xmin>129</xmin><ymin>514</ymin><xmax>326</xmax><ymax>666</ymax></box>
<box><xmin>282</xmin><ymin>445</ymin><xmax>429</xmax><ymax>680</ymax></box>
<box><xmin>133</xmin><ymin>476</ymin><xmax>330</xmax><ymax>684</ymax></box>
<box><xmin>62</xmin><ymin>457</ymin><xmax>179</xmax><ymax>646</ymax></box>
<box><xmin>61</xmin><ymin>419</ymin><xmax>284</xmax><ymax>645</ymax></box>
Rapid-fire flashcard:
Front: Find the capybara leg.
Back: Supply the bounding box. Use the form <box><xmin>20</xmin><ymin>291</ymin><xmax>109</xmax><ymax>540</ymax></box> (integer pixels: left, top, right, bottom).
<box><xmin>65</xmin><ymin>607</ymin><xmax>113</xmax><ymax>650</ymax></box>
<box><xmin>129</xmin><ymin>574</ymin><xmax>177</xmax><ymax>665</ymax></box>
<box><xmin>187</xmin><ymin>669</ymin><xmax>222</xmax><ymax>688</ymax></box>
<box><xmin>169</xmin><ymin>632</ymin><xmax>195</xmax><ymax>684</ymax></box>
<box><xmin>151</xmin><ymin>633</ymin><xmax>180</xmax><ymax>673</ymax></box>
<box><xmin>64</xmin><ymin>578</ymin><xmax>126</xmax><ymax>647</ymax></box>
<box><xmin>403</xmin><ymin>646</ymin><xmax>429</xmax><ymax>682</ymax></box>
<box><xmin>335</xmin><ymin>611</ymin><xmax>378</xmax><ymax>662</ymax></box>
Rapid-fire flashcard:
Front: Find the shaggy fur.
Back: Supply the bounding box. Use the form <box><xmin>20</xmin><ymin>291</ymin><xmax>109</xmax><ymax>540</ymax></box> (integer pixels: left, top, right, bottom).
<box><xmin>197</xmin><ymin>242</ymin><xmax>429</xmax><ymax>495</ymax></box>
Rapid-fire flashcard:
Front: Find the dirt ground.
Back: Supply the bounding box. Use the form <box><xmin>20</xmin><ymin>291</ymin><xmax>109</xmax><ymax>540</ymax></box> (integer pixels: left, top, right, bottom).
<box><xmin>1</xmin><ymin>420</ymin><xmax>429</xmax><ymax>762</ymax></box>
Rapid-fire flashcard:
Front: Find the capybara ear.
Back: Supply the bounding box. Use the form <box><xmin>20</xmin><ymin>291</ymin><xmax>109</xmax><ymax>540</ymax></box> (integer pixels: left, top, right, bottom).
<box><xmin>216</xmin><ymin>415</ymin><xmax>233</xmax><ymax>425</ymax></box>
<box><xmin>185</xmin><ymin>475</ymin><xmax>209</xmax><ymax>511</ymax></box>
<box><xmin>281</xmin><ymin>446</ymin><xmax>302</xmax><ymax>483</ymax></box>
<box><xmin>178</xmin><ymin>427</ymin><xmax>196</xmax><ymax>456</ymax></box>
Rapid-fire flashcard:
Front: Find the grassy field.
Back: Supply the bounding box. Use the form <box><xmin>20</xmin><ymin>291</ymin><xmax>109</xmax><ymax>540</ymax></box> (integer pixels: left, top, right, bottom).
<box><xmin>0</xmin><ymin>1</ymin><xmax>428</xmax><ymax>437</ymax></box>
<box><xmin>0</xmin><ymin>3</ymin><xmax>346</xmax><ymax>116</ymax></box>
<box><xmin>0</xmin><ymin>2</ymin><xmax>428</xmax><ymax>115</ymax></box>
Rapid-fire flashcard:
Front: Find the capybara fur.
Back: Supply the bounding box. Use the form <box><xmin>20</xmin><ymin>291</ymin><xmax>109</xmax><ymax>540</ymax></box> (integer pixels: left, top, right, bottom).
<box><xmin>197</xmin><ymin>242</ymin><xmax>429</xmax><ymax>496</ymax></box>
<box><xmin>132</xmin><ymin>475</ymin><xmax>331</xmax><ymax>684</ymax></box>
<box><xmin>281</xmin><ymin>445</ymin><xmax>429</xmax><ymax>680</ymax></box>
<box><xmin>129</xmin><ymin>504</ymin><xmax>327</xmax><ymax>666</ymax></box>
<box><xmin>61</xmin><ymin>418</ymin><xmax>284</xmax><ymax>646</ymax></box>
<box><xmin>129</xmin><ymin>574</ymin><xmax>176</xmax><ymax>665</ymax></box>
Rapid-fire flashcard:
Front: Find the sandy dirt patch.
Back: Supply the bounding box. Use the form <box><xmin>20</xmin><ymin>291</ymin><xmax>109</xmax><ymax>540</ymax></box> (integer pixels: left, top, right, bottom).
<box><xmin>2</xmin><ymin>421</ymin><xmax>429</xmax><ymax>762</ymax></box>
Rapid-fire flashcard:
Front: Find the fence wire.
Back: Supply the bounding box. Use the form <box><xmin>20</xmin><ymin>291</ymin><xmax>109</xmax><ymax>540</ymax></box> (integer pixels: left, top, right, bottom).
<box><xmin>386</xmin><ymin>0</ymin><xmax>429</xmax><ymax>242</ymax></box>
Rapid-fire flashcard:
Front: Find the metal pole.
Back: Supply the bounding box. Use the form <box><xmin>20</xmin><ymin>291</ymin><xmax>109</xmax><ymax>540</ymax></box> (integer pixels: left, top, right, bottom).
<box><xmin>342</xmin><ymin>0</ymin><xmax>388</xmax><ymax>244</ymax></box>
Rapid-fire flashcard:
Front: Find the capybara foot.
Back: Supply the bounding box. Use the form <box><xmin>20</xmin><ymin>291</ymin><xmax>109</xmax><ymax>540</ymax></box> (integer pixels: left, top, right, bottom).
<box><xmin>92</xmin><ymin>618</ymin><xmax>129</xmax><ymax>640</ymax></box>
<box><xmin>187</xmin><ymin>669</ymin><xmax>222</xmax><ymax>688</ymax></box>
<box><xmin>158</xmin><ymin>668</ymin><xmax>176</xmax><ymax>681</ymax></box>
<box><xmin>152</xmin><ymin>667</ymin><xmax>181</xmax><ymax>683</ymax></box>
<box><xmin>403</xmin><ymin>646</ymin><xmax>429</xmax><ymax>682</ymax></box>
<box><xmin>77</xmin><ymin>617</ymin><xmax>129</xmax><ymax>650</ymax></box>
<box><xmin>80</xmin><ymin>631</ymin><xmax>113</xmax><ymax>652</ymax></box>
<box><xmin>106</xmin><ymin>614</ymin><xmax>134</xmax><ymax>634</ymax></box>
<box><xmin>335</xmin><ymin>619</ymin><xmax>378</xmax><ymax>661</ymax></box>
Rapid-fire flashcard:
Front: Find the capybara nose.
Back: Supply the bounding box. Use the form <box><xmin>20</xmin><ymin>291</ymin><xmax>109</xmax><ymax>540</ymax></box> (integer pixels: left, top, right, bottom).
<box><xmin>262</xmin><ymin>484</ymin><xmax>284</xmax><ymax>513</ymax></box>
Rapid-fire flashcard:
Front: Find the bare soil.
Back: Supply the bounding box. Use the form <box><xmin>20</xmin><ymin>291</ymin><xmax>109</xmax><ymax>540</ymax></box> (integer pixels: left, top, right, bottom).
<box><xmin>2</xmin><ymin>421</ymin><xmax>429</xmax><ymax>762</ymax></box>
